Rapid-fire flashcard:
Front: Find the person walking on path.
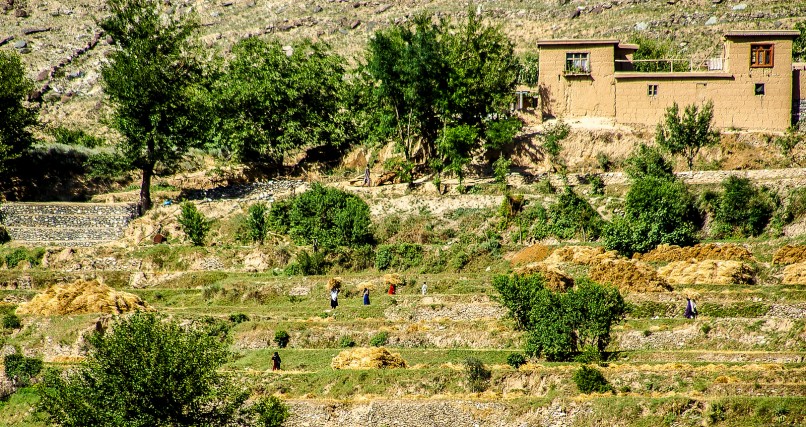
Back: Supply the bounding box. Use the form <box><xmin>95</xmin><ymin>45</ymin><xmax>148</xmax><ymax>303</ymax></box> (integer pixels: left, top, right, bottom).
<box><xmin>684</xmin><ymin>298</ymin><xmax>698</xmax><ymax>319</ymax></box>
<box><xmin>690</xmin><ymin>298</ymin><xmax>698</xmax><ymax>319</ymax></box>
<box><xmin>388</xmin><ymin>282</ymin><xmax>396</xmax><ymax>295</ymax></box>
<box><xmin>363</xmin><ymin>288</ymin><xmax>370</xmax><ymax>305</ymax></box>
<box><xmin>271</xmin><ymin>351</ymin><xmax>281</xmax><ymax>371</ymax></box>
<box><xmin>363</xmin><ymin>165</ymin><xmax>372</xmax><ymax>187</ymax></box>
<box><xmin>421</xmin><ymin>282</ymin><xmax>427</xmax><ymax>296</ymax></box>
<box><xmin>330</xmin><ymin>288</ymin><xmax>339</xmax><ymax>309</ymax></box>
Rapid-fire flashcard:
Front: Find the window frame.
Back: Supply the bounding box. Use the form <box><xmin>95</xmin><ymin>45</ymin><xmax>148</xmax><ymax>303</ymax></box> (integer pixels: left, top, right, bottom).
<box><xmin>647</xmin><ymin>84</ymin><xmax>658</xmax><ymax>97</ymax></box>
<box><xmin>750</xmin><ymin>44</ymin><xmax>774</xmax><ymax>68</ymax></box>
<box><xmin>564</xmin><ymin>52</ymin><xmax>591</xmax><ymax>75</ymax></box>
<box><xmin>754</xmin><ymin>83</ymin><xmax>765</xmax><ymax>96</ymax></box>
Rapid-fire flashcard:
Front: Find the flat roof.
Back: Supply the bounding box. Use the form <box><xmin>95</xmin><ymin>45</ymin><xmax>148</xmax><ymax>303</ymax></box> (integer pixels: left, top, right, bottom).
<box><xmin>724</xmin><ymin>30</ymin><xmax>800</xmax><ymax>38</ymax></box>
<box><xmin>537</xmin><ymin>39</ymin><xmax>621</xmax><ymax>46</ymax></box>
<box><xmin>614</xmin><ymin>72</ymin><xmax>734</xmax><ymax>80</ymax></box>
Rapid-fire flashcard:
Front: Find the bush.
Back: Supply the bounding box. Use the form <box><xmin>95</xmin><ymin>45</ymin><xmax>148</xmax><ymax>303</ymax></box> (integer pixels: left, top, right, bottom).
<box><xmin>710</xmin><ymin>176</ymin><xmax>776</xmax><ymax>237</ymax></box>
<box><xmin>595</xmin><ymin>152</ymin><xmax>611</xmax><ymax>172</ymax></box>
<box><xmin>51</xmin><ymin>127</ymin><xmax>105</xmax><ymax>148</ymax></box>
<box><xmin>338</xmin><ymin>335</ymin><xmax>356</xmax><ymax>348</ymax></box>
<box><xmin>589</xmin><ymin>175</ymin><xmax>605</xmax><ymax>195</ymax></box>
<box><xmin>369</xmin><ymin>331</ymin><xmax>389</xmax><ymax>347</ymax></box>
<box><xmin>547</xmin><ymin>187</ymin><xmax>604</xmax><ymax>240</ymax></box>
<box><xmin>84</xmin><ymin>152</ymin><xmax>133</xmax><ymax>180</ymax></box>
<box><xmin>246</xmin><ymin>202</ymin><xmax>270</xmax><ymax>243</ymax></box>
<box><xmin>269</xmin><ymin>183</ymin><xmax>373</xmax><ymax>248</ymax></box>
<box><xmin>506</xmin><ymin>353</ymin><xmax>526</xmax><ymax>369</ymax></box>
<box><xmin>603</xmin><ymin>176</ymin><xmax>700</xmax><ymax>256</ymax></box>
<box><xmin>4</xmin><ymin>353</ymin><xmax>42</xmax><ymax>386</ymax></box>
<box><xmin>2</xmin><ymin>312</ymin><xmax>21</xmax><ymax>329</ymax></box>
<box><xmin>374</xmin><ymin>243</ymin><xmax>423</xmax><ymax>271</ymax></box>
<box><xmin>464</xmin><ymin>358</ymin><xmax>491</xmax><ymax>392</ymax></box>
<box><xmin>3</xmin><ymin>247</ymin><xmax>45</xmax><ymax>268</ymax></box>
<box><xmin>290</xmin><ymin>250</ymin><xmax>327</xmax><ymax>276</ymax></box>
<box><xmin>492</xmin><ymin>156</ymin><xmax>511</xmax><ymax>186</ymax></box>
<box><xmin>572</xmin><ymin>365</ymin><xmax>613</xmax><ymax>394</ymax></box>
<box><xmin>274</xmin><ymin>330</ymin><xmax>290</xmax><ymax>348</ymax></box>
<box><xmin>623</xmin><ymin>143</ymin><xmax>674</xmax><ymax>181</ymax></box>
<box><xmin>251</xmin><ymin>395</ymin><xmax>290</xmax><ymax>427</ymax></box>
<box><xmin>178</xmin><ymin>202</ymin><xmax>210</xmax><ymax>246</ymax></box>
<box><xmin>228</xmin><ymin>313</ymin><xmax>250</xmax><ymax>324</ymax></box>
<box><xmin>785</xmin><ymin>187</ymin><xmax>806</xmax><ymax>223</ymax></box>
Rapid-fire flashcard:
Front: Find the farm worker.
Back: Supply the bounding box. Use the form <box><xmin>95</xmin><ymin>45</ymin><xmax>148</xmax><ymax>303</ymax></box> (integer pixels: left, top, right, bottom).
<box><xmin>363</xmin><ymin>288</ymin><xmax>370</xmax><ymax>305</ymax></box>
<box><xmin>388</xmin><ymin>282</ymin><xmax>396</xmax><ymax>295</ymax></box>
<box><xmin>330</xmin><ymin>288</ymin><xmax>339</xmax><ymax>309</ymax></box>
<box><xmin>691</xmin><ymin>298</ymin><xmax>698</xmax><ymax>319</ymax></box>
<box><xmin>363</xmin><ymin>165</ymin><xmax>372</xmax><ymax>186</ymax></box>
<box><xmin>684</xmin><ymin>298</ymin><xmax>694</xmax><ymax>319</ymax></box>
<box><xmin>271</xmin><ymin>351</ymin><xmax>281</xmax><ymax>371</ymax></box>
<box><xmin>421</xmin><ymin>282</ymin><xmax>427</xmax><ymax>296</ymax></box>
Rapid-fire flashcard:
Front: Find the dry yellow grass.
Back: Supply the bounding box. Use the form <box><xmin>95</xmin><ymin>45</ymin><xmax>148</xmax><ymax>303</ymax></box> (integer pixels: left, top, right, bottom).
<box><xmin>510</xmin><ymin>244</ymin><xmax>553</xmax><ymax>265</ymax></box>
<box><xmin>637</xmin><ymin>243</ymin><xmax>754</xmax><ymax>262</ymax></box>
<box><xmin>782</xmin><ymin>262</ymin><xmax>806</xmax><ymax>284</ymax></box>
<box><xmin>773</xmin><ymin>245</ymin><xmax>806</xmax><ymax>265</ymax></box>
<box><xmin>657</xmin><ymin>260</ymin><xmax>756</xmax><ymax>285</ymax></box>
<box><xmin>331</xmin><ymin>347</ymin><xmax>407</xmax><ymax>370</ymax></box>
<box><xmin>383</xmin><ymin>273</ymin><xmax>404</xmax><ymax>287</ymax></box>
<box><xmin>543</xmin><ymin>245</ymin><xmax>618</xmax><ymax>265</ymax></box>
<box><xmin>513</xmin><ymin>262</ymin><xmax>574</xmax><ymax>292</ymax></box>
<box><xmin>327</xmin><ymin>277</ymin><xmax>343</xmax><ymax>291</ymax></box>
<box><xmin>589</xmin><ymin>258</ymin><xmax>672</xmax><ymax>292</ymax></box>
<box><xmin>16</xmin><ymin>279</ymin><xmax>151</xmax><ymax>316</ymax></box>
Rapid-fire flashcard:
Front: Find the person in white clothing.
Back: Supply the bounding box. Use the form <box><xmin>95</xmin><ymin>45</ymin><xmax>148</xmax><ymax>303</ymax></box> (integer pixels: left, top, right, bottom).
<box><xmin>421</xmin><ymin>283</ymin><xmax>427</xmax><ymax>296</ymax></box>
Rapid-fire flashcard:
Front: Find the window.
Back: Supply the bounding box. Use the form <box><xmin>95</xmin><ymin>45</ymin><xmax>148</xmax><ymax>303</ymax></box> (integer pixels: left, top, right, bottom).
<box><xmin>565</xmin><ymin>52</ymin><xmax>590</xmax><ymax>74</ymax></box>
<box><xmin>754</xmin><ymin>83</ymin><xmax>765</xmax><ymax>96</ymax></box>
<box><xmin>647</xmin><ymin>84</ymin><xmax>658</xmax><ymax>96</ymax></box>
<box><xmin>750</xmin><ymin>44</ymin><xmax>773</xmax><ymax>68</ymax></box>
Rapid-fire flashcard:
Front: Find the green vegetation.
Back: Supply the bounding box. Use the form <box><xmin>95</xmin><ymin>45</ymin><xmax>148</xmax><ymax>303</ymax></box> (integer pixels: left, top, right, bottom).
<box><xmin>622</xmin><ymin>143</ymin><xmax>674</xmax><ymax>181</ymax></box>
<box><xmin>50</xmin><ymin>127</ymin><xmax>105</xmax><ymax>148</ymax></box>
<box><xmin>178</xmin><ymin>202</ymin><xmax>211</xmax><ymax>246</ymax></box>
<box><xmin>375</xmin><ymin>243</ymin><xmax>423</xmax><ymax>271</ymax></box>
<box><xmin>541</xmin><ymin>120</ymin><xmax>570</xmax><ymax>174</ymax></box>
<box><xmin>0</xmin><ymin>50</ymin><xmax>38</xmax><ymax>173</ymax></box>
<box><xmin>370</xmin><ymin>331</ymin><xmax>389</xmax><ymax>347</ymax></box>
<box><xmin>656</xmin><ymin>101</ymin><xmax>720</xmax><ymax>171</ymax></box>
<box><xmin>273</xmin><ymin>330</ymin><xmax>290</xmax><ymax>348</ymax></box>
<box><xmin>4</xmin><ymin>353</ymin><xmax>43</xmax><ymax>387</ymax></box>
<box><xmin>573</xmin><ymin>365</ymin><xmax>613</xmax><ymax>394</ymax></box>
<box><xmin>705</xmin><ymin>177</ymin><xmax>776</xmax><ymax>238</ymax></box>
<box><xmin>464</xmin><ymin>358</ymin><xmax>491</xmax><ymax>392</ymax></box>
<box><xmin>246</xmin><ymin>202</ymin><xmax>270</xmax><ymax>244</ymax></box>
<box><xmin>506</xmin><ymin>353</ymin><xmax>526</xmax><ymax>369</ymax></box>
<box><xmin>2</xmin><ymin>247</ymin><xmax>45</xmax><ymax>268</ymax></box>
<box><xmin>629</xmin><ymin>35</ymin><xmax>685</xmax><ymax>72</ymax></box>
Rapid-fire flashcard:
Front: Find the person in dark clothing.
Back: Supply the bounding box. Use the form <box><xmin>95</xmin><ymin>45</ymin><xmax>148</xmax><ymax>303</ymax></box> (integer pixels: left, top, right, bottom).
<box><xmin>363</xmin><ymin>288</ymin><xmax>370</xmax><ymax>305</ymax></box>
<box><xmin>684</xmin><ymin>298</ymin><xmax>694</xmax><ymax>319</ymax></box>
<box><xmin>271</xmin><ymin>352</ymin><xmax>281</xmax><ymax>371</ymax></box>
<box><xmin>330</xmin><ymin>288</ymin><xmax>339</xmax><ymax>309</ymax></box>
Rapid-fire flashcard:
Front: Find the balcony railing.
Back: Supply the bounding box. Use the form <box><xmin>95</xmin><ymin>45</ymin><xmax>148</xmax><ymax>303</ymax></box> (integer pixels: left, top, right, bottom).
<box><xmin>615</xmin><ymin>57</ymin><xmax>725</xmax><ymax>72</ymax></box>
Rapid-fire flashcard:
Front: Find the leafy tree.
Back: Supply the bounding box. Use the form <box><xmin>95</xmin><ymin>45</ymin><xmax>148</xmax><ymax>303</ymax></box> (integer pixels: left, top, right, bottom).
<box><xmin>656</xmin><ymin>101</ymin><xmax>720</xmax><ymax>171</ymax></box>
<box><xmin>211</xmin><ymin>38</ymin><xmax>349</xmax><ymax>163</ymax></box>
<box><xmin>362</xmin><ymin>10</ymin><xmax>520</xmax><ymax>176</ymax></box>
<box><xmin>517</xmin><ymin>53</ymin><xmax>540</xmax><ymax>87</ymax></box>
<box><xmin>547</xmin><ymin>187</ymin><xmax>604</xmax><ymax>240</ymax></box>
<box><xmin>604</xmin><ymin>176</ymin><xmax>700</xmax><ymax>256</ymax></box>
<box><xmin>710</xmin><ymin>176</ymin><xmax>776</xmax><ymax>237</ymax></box>
<box><xmin>629</xmin><ymin>35</ymin><xmax>683</xmax><ymax>72</ymax></box>
<box><xmin>0</xmin><ymin>50</ymin><xmax>38</xmax><ymax>173</ymax></box>
<box><xmin>38</xmin><ymin>312</ymin><xmax>256</xmax><ymax>427</ymax></box>
<box><xmin>463</xmin><ymin>358</ymin><xmax>491</xmax><ymax>392</ymax></box>
<box><xmin>622</xmin><ymin>143</ymin><xmax>674</xmax><ymax>181</ymax></box>
<box><xmin>492</xmin><ymin>273</ymin><xmax>547</xmax><ymax>330</ymax></box>
<box><xmin>795</xmin><ymin>21</ymin><xmax>806</xmax><ymax>62</ymax></box>
<box><xmin>269</xmin><ymin>183</ymin><xmax>372</xmax><ymax>249</ymax></box>
<box><xmin>541</xmin><ymin>120</ymin><xmax>570</xmax><ymax>174</ymax></box>
<box><xmin>246</xmin><ymin>202</ymin><xmax>270</xmax><ymax>243</ymax></box>
<box><xmin>178</xmin><ymin>202</ymin><xmax>210</xmax><ymax>246</ymax></box>
<box><xmin>100</xmin><ymin>0</ymin><xmax>209</xmax><ymax>211</ymax></box>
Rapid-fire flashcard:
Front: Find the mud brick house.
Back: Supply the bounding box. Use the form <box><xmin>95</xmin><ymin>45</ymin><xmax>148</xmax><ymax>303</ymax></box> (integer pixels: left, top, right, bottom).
<box><xmin>535</xmin><ymin>30</ymin><xmax>803</xmax><ymax>131</ymax></box>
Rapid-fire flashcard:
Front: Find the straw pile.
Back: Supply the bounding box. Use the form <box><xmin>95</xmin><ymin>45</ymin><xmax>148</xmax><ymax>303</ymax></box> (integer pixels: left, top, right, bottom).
<box><xmin>16</xmin><ymin>279</ymin><xmax>151</xmax><ymax>316</ymax></box>
<box><xmin>510</xmin><ymin>244</ymin><xmax>553</xmax><ymax>265</ymax></box>
<box><xmin>772</xmin><ymin>245</ymin><xmax>806</xmax><ymax>265</ymax></box>
<box><xmin>331</xmin><ymin>347</ymin><xmax>407</xmax><ymax>369</ymax></box>
<box><xmin>354</xmin><ymin>281</ymin><xmax>377</xmax><ymax>292</ymax></box>
<box><xmin>782</xmin><ymin>262</ymin><xmax>806</xmax><ymax>284</ymax></box>
<box><xmin>513</xmin><ymin>262</ymin><xmax>574</xmax><ymax>292</ymax></box>
<box><xmin>383</xmin><ymin>274</ymin><xmax>404</xmax><ymax>287</ymax></box>
<box><xmin>327</xmin><ymin>277</ymin><xmax>343</xmax><ymax>291</ymax></box>
<box><xmin>589</xmin><ymin>259</ymin><xmax>672</xmax><ymax>292</ymax></box>
<box><xmin>657</xmin><ymin>260</ymin><xmax>756</xmax><ymax>285</ymax></box>
<box><xmin>637</xmin><ymin>243</ymin><xmax>754</xmax><ymax>262</ymax></box>
<box><xmin>544</xmin><ymin>245</ymin><xmax>618</xmax><ymax>265</ymax></box>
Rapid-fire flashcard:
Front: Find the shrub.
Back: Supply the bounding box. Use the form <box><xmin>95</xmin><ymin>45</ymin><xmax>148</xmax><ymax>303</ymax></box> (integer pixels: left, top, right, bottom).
<box><xmin>251</xmin><ymin>395</ymin><xmax>290</xmax><ymax>427</ymax></box>
<box><xmin>604</xmin><ymin>176</ymin><xmax>700</xmax><ymax>256</ymax></box>
<box><xmin>4</xmin><ymin>353</ymin><xmax>42</xmax><ymax>387</ymax></box>
<box><xmin>623</xmin><ymin>143</ymin><xmax>674</xmax><ymax>181</ymax></box>
<box><xmin>506</xmin><ymin>353</ymin><xmax>526</xmax><ymax>369</ymax></box>
<box><xmin>710</xmin><ymin>176</ymin><xmax>776</xmax><ymax>238</ymax></box>
<box><xmin>2</xmin><ymin>312</ymin><xmax>21</xmax><ymax>329</ymax></box>
<box><xmin>492</xmin><ymin>273</ymin><xmax>547</xmax><ymax>330</ymax></box>
<box><xmin>374</xmin><ymin>243</ymin><xmax>423</xmax><ymax>271</ymax></box>
<box><xmin>246</xmin><ymin>202</ymin><xmax>270</xmax><ymax>243</ymax></box>
<box><xmin>492</xmin><ymin>156</ymin><xmax>511</xmax><ymax>186</ymax></box>
<box><xmin>369</xmin><ymin>331</ymin><xmax>389</xmax><ymax>347</ymax></box>
<box><xmin>572</xmin><ymin>365</ymin><xmax>613</xmax><ymax>394</ymax></box>
<box><xmin>595</xmin><ymin>152</ymin><xmax>611</xmax><ymax>172</ymax></box>
<box><xmin>290</xmin><ymin>250</ymin><xmax>327</xmax><ymax>276</ymax></box>
<box><xmin>589</xmin><ymin>175</ymin><xmax>605</xmax><ymax>195</ymax></box>
<box><xmin>547</xmin><ymin>187</ymin><xmax>604</xmax><ymax>240</ymax></box>
<box><xmin>542</xmin><ymin>120</ymin><xmax>570</xmax><ymax>173</ymax></box>
<box><xmin>338</xmin><ymin>335</ymin><xmax>356</xmax><ymax>348</ymax></box>
<box><xmin>269</xmin><ymin>183</ymin><xmax>373</xmax><ymax>248</ymax></box>
<box><xmin>3</xmin><ymin>247</ymin><xmax>45</xmax><ymax>268</ymax></box>
<box><xmin>178</xmin><ymin>202</ymin><xmax>210</xmax><ymax>246</ymax></box>
<box><xmin>0</xmin><ymin>226</ymin><xmax>10</xmax><ymax>245</ymax></box>
<box><xmin>784</xmin><ymin>187</ymin><xmax>806</xmax><ymax>223</ymax></box>
<box><xmin>84</xmin><ymin>152</ymin><xmax>134</xmax><ymax>180</ymax></box>
<box><xmin>464</xmin><ymin>358</ymin><xmax>491</xmax><ymax>392</ymax></box>
<box><xmin>51</xmin><ymin>127</ymin><xmax>105</xmax><ymax>148</ymax></box>
<box><xmin>274</xmin><ymin>330</ymin><xmax>290</xmax><ymax>348</ymax></box>
<box><xmin>228</xmin><ymin>313</ymin><xmax>249</xmax><ymax>324</ymax></box>
<box><xmin>656</xmin><ymin>101</ymin><xmax>720</xmax><ymax>170</ymax></box>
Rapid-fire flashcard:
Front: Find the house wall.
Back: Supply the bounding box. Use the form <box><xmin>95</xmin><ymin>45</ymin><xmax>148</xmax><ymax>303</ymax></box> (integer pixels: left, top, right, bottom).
<box><xmin>538</xmin><ymin>44</ymin><xmax>616</xmax><ymax>118</ymax></box>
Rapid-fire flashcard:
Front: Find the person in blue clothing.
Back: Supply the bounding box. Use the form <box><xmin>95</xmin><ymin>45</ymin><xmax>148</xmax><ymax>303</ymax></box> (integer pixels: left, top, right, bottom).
<box><xmin>363</xmin><ymin>287</ymin><xmax>370</xmax><ymax>305</ymax></box>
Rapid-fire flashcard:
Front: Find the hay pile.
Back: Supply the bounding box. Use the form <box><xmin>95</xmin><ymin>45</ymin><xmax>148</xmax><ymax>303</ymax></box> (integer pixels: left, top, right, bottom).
<box><xmin>544</xmin><ymin>246</ymin><xmax>617</xmax><ymax>265</ymax></box>
<box><xmin>327</xmin><ymin>277</ymin><xmax>343</xmax><ymax>291</ymax></box>
<box><xmin>782</xmin><ymin>262</ymin><xmax>806</xmax><ymax>284</ymax></box>
<box><xmin>772</xmin><ymin>245</ymin><xmax>806</xmax><ymax>265</ymax></box>
<box><xmin>383</xmin><ymin>274</ymin><xmax>404</xmax><ymax>287</ymax></box>
<box><xmin>637</xmin><ymin>243</ymin><xmax>754</xmax><ymax>262</ymax></box>
<box><xmin>513</xmin><ymin>262</ymin><xmax>574</xmax><ymax>292</ymax></box>
<box><xmin>589</xmin><ymin>259</ymin><xmax>672</xmax><ymax>292</ymax></box>
<box><xmin>16</xmin><ymin>279</ymin><xmax>151</xmax><ymax>316</ymax></box>
<box><xmin>657</xmin><ymin>260</ymin><xmax>755</xmax><ymax>285</ymax></box>
<box><xmin>510</xmin><ymin>244</ymin><xmax>553</xmax><ymax>265</ymax></box>
<box><xmin>331</xmin><ymin>347</ymin><xmax>407</xmax><ymax>369</ymax></box>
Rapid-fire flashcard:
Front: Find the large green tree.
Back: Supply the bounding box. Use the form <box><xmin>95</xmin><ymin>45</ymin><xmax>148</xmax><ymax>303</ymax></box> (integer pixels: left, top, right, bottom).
<box><xmin>0</xmin><ymin>51</ymin><xmax>38</xmax><ymax>173</ymax></box>
<box><xmin>210</xmin><ymin>38</ymin><xmax>350</xmax><ymax>163</ymax></box>
<box><xmin>100</xmin><ymin>0</ymin><xmax>209</xmax><ymax>211</ymax></box>
<box><xmin>363</xmin><ymin>11</ymin><xmax>520</xmax><ymax>179</ymax></box>
<box><xmin>38</xmin><ymin>312</ymin><xmax>289</xmax><ymax>426</ymax></box>
<box><xmin>656</xmin><ymin>101</ymin><xmax>719</xmax><ymax>171</ymax></box>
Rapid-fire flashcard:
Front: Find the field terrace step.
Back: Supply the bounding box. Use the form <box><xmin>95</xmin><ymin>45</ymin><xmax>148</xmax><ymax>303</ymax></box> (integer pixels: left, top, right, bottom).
<box><xmin>0</xmin><ymin>202</ymin><xmax>138</xmax><ymax>246</ymax></box>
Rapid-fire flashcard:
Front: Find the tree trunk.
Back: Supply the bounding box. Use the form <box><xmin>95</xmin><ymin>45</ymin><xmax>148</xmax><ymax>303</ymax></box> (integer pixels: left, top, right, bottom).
<box><xmin>140</xmin><ymin>165</ymin><xmax>153</xmax><ymax>213</ymax></box>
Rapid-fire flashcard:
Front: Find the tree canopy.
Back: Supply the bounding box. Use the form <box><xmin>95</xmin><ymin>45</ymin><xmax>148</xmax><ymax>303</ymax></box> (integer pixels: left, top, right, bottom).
<box><xmin>656</xmin><ymin>101</ymin><xmax>719</xmax><ymax>170</ymax></box>
<box><xmin>0</xmin><ymin>50</ymin><xmax>38</xmax><ymax>174</ymax></box>
<box><xmin>100</xmin><ymin>0</ymin><xmax>209</xmax><ymax>210</ymax></box>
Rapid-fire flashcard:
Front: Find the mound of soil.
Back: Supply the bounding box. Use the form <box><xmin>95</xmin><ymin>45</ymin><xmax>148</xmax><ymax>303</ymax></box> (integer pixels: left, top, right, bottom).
<box><xmin>637</xmin><ymin>243</ymin><xmax>754</xmax><ymax>262</ymax></box>
<box><xmin>510</xmin><ymin>244</ymin><xmax>553</xmax><ymax>265</ymax></box>
<box><xmin>16</xmin><ymin>279</ymin><xmax>151</xmax><ymax>316</ymax></box>
<box><xmin>331</xmin><ymin>347</ymin><xmax>407</xmax><ymax>369</ymax></box>
<box><xmin>544</xmin><ymin>245</ymin><xmax>617</xmax><ymax>265</ymax></box>
<box><xmin>589</xmin><ymin>259</ymin><xmax>671</xmax><ymax>292</ymax></box>
<box><xmin>782</xmin><ymin>262</ymin><xmax>806</xmax><ymax>284</ymax></box>
<box><xmin>513</xmin><ymin>262</ymin><xmax>574</xmax><ymax>292</ymax></box>
<box><xmin>657</xmin><ymin>260</ymin><xmax>756</xmax><ymax>285</ymax></box>
<box><xmin>772</xmin><ymin>245</ymin><xmax>806</xmax><ymax>265</ymax></box>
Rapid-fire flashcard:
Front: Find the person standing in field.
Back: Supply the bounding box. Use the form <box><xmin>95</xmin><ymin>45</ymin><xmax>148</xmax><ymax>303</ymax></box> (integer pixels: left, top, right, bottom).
<box><xmin>271</xmin><ymin>351</ymin><xmax>281</xmax><ymax>371</ymax></box>
<box><xmin>421</xmin><ymin>282</ymin><xmax>427</xmax><ymax>296</ymax></box>
<box><xmin>363</xmin><ymin>288</ymin><xmax>370</xmax><ymax>305</ymax></box>
<box><xmin>330</xmin><ymin>287</ymin><xmax>339</xmax><ymax>309</ymax></box>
